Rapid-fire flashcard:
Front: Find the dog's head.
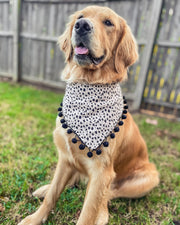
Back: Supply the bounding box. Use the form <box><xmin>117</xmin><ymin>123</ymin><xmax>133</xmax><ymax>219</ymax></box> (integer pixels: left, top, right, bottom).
<box><xmin>59</xmin><ymin>6</ymin><xmax>138</xmax><ymax>84</ymax></box>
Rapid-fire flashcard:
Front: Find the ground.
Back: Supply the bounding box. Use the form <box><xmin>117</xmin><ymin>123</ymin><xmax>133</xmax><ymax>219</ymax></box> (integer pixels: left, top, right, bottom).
<box><xmin>0</xmin><ymin>82</ymin><xmax>179</xmax><ymax>225</ymax></box>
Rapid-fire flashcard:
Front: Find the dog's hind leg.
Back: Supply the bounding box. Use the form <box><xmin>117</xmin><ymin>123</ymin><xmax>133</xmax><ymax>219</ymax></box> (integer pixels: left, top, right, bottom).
<box><xmin>109</xmin><ymin>162</ymin><xmax>159</xmax><ymax>199</ymax></box>
<box><xmin>33</xmin><ymin>184</ymin><xmax>50</xmax><ymax>199</ymax></box>
<box><xmin>33</xmin><ymin>171</ymin><xmax>83</xmax><ymax>199</ymax></box>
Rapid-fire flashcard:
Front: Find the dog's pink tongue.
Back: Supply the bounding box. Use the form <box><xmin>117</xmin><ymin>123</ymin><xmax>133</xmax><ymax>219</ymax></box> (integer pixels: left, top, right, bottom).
<box><xmin>75</xmin><ymin>47</ymin><xmax>89</xmax><ymax>55</ymax></box>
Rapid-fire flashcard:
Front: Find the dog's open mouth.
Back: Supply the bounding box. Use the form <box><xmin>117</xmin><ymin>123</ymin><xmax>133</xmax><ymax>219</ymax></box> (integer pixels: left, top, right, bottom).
<box><xmin>74</xmin><ymin>43</ymin><xmax>104</xmax><ymax>65</ymax></box>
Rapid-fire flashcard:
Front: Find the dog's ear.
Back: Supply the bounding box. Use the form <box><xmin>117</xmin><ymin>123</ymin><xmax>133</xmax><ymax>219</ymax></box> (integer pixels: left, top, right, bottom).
<box><xmin>114</xmin><ymin>18</ymin><xmax>138</xmax><ymax>77</ymax></box>
<box><xmin>58</xmin><ymin>15</ymin><xmax>75</xmax><ymax>62</ymax></box>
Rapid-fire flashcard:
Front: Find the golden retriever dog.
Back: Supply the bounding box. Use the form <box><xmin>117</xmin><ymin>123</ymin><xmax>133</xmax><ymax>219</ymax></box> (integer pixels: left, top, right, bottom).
<box><xmin>18</xmin><ymin>6</ymin><xmax>159</xmax><ymax>225</ymax></box>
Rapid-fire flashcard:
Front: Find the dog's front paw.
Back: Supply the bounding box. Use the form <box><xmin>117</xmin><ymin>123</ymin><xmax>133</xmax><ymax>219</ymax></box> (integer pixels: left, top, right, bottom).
<box><xmin>95</xmin><ymin>214</ymin><xmax>109</xmax><ymax>225</ymax></box>
<box><xmin>95</xmin><ymin>208</ymin><xmax>109</xmax><ymax>225</ymax></box>
<box><xmin>18</xmin><ymin>213</ymin><xmax>46</xmax><ymax>225</ymax></box>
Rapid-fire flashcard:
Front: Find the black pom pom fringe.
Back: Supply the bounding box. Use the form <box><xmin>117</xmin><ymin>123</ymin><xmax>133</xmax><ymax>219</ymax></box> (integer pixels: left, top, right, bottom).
<box><xmin>79</xmin><ymin>144</ymin><xmax>85</xmax><ymax>150</ymax></box>
<box><xmin>58</xmin><ymin>96</ymin><xmax>128</xmax><ymax>158</ymax></box>
<box><xmin>72</xmin><ymin>138</ymin><xmax>77</xmax><ymax>144</ymax></box>
<box><xmin>67</xmin><ymin>129</ymin><xmax>72</xmax><ymax>134</ymax></box>
<box><xmin>62</xmin><ymin>123</ymin><xmax>67</xmax><ymax>129</ymax></box>
<box><xmin>110</xmin><ymin>133</ymin><xmax>115</xmax><ymax>139</ymax></box>
<box><xmin>87</xmin><ymin>152</ymin><xmax>93</xmax><ymax>158</ymax></box>
<box><xmin>96</xmin><ymin>149</ymin><xmax>102</xmax><ymax>155</ymax></box>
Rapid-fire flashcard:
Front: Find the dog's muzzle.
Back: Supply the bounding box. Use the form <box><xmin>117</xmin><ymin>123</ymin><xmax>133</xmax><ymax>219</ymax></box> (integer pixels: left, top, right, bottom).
<box><xmin>74</xmin><ymin>18</ymin><xmax>93</xmax><ymax>36</ymax></box>
<box><xmin>72</xmin><ymin>18</ymin><xmax>104</xmax><ymax>66</ymax></box>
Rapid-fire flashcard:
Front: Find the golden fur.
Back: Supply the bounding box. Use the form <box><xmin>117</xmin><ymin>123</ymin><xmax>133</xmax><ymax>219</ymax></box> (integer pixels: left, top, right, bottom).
<box><xmin>18</xmin><ymin>6</ymin><xmax>159</xmax><ymax>225</ymax></box>
<box><xmin>59</xmin><ymin>6</ymin><xmax>138</xmax><ymax>84</ymax></box>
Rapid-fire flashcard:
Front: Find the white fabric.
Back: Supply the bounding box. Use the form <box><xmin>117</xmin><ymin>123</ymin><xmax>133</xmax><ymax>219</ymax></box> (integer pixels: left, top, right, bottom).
<box><xmin>63</xmin><ymin>82</ymin><xmax>123</xmax><ymax>150</ymax></box>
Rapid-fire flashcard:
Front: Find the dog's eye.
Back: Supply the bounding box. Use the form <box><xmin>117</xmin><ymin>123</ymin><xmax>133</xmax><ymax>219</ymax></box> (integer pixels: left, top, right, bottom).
<box><xmin>78</xmin><ymin>15</ymin><xmax>83</xmax><ymax>19</ymax></box>
<box><xmin>104</xmin><ymin>20</ymin><xmax>114</xmax><ymax>26</ymax></box>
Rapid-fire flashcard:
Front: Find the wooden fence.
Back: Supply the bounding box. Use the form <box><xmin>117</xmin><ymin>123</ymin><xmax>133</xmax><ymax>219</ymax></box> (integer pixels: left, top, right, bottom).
<box><xmin>0</xmin><ymin>0</ymin><xmax>179</xmax><ymax>119</ymax></box>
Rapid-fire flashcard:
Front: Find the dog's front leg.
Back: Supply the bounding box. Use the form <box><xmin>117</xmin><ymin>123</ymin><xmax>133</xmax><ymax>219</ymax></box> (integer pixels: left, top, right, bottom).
<box><xmin>18</xmin><ymin>156</ymin><xmax>74</xmax><ymax>225</ymax></box>
<box><xmin>77</xmin><ymin>165</ymin><xmax>115</xmax><ymax>225</ymax></box>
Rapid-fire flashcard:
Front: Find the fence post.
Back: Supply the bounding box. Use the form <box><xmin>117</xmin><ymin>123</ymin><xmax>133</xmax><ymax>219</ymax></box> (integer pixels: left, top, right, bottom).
<box><xmin>132</xmin><ymin>0</ymin><xmax>163</xmax><ymax>110</ymax></box>
<box><xmin>12</xmin><ymin>0</ymin><xmax>21</xmax><ymax>82</ymax></box>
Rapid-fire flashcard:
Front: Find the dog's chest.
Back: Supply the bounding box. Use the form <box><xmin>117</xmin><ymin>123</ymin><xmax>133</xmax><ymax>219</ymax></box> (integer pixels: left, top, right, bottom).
<box><xmin>62</xmin><ymin>82</ymin><xmax>123</xmax><ymax>150</ymax></box>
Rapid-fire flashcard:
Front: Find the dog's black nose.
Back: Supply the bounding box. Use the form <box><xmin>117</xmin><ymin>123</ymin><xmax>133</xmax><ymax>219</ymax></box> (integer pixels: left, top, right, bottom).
<box><xmin>74</xmin><ymin>19</ymin><xmax>92</xmax><ymax>35</ymax></box>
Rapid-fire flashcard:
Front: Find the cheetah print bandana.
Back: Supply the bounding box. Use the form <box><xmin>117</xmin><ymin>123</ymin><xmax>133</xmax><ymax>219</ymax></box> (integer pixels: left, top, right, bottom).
<box><xmin>62</xmin><ymin>82</ymin><xmax>124</xmax><ymax>150</ymax></box>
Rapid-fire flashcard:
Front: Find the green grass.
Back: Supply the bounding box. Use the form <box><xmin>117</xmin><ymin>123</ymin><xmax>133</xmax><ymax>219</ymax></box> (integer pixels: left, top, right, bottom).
<box><xmin>0</xmin><ymin>81</ymin><xmax>180</xmax><ymax>225</ymax></box>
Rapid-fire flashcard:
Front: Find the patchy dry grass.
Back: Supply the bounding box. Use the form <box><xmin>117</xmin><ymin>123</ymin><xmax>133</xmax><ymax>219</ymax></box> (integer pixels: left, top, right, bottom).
<box><xmin>0</xmin><ymin>82</ymin><xmax>180</xmax><ymax>225</ymax></box>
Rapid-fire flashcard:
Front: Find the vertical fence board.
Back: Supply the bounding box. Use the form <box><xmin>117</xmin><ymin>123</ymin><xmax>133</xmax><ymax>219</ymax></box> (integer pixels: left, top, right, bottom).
<box><xmin>132</xmin><ymin>0</ymin><xmax>163</xmax><ymax>110</ymax></box>
<box><xmin>142</xmin><ymin>0</ymin><xmax>180</xmax><ymax>118</ymax></box>
<box><xmin>12</xmin><ymin>0</ymin><xmax>21</xmax><ymax>81</ymax></box>
<box><xmin>0</xmin><ymin>1</ymin><xmax>13</xmax><ymax>77</ymax></box>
